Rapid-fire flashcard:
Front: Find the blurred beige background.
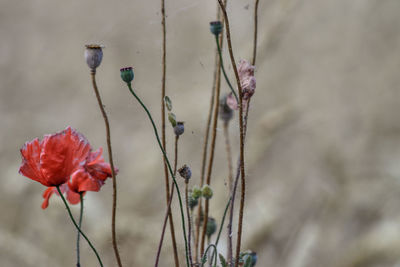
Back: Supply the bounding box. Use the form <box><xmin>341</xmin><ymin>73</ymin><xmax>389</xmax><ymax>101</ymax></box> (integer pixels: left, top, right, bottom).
<box><xmin>1</xmin><ymin>0</ymin><xmax>400</xmax><ymax>266</ymax></box>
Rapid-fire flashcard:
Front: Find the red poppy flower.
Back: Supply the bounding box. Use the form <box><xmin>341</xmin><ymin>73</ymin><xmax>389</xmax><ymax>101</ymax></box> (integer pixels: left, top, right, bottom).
<box><xmin>19</xmin><ymin>127</ymin><xmax>91</xmax><ymax>187</ymax></box>
<box><xmin>20</xmin><ymin>127</ymin><xmax>116</xmax><ymax>209</ymax></box>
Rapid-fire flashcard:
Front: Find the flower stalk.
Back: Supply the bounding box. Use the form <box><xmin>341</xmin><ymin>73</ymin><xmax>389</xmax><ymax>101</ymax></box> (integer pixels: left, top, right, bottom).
<box><xmin>76</xmin><ymin>193</ymin><xmax>84</xmax><ymax>267</ymax></box>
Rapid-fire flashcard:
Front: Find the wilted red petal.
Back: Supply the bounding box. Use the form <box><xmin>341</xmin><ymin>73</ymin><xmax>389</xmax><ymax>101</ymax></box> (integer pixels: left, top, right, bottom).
<box><xmin>41</xmin><ymin>187</ymin><xmax>55</xmax><ymax>209</ymax></box>
<box><xmin>86</xmin><ymin>148</ymin><xmax>115</xmax><ymax>181</ymax></box>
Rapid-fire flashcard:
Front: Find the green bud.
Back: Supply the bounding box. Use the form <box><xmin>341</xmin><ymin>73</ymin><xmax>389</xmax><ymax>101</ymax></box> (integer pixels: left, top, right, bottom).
<box><xmin>120</xmin><ymin>67</ymin><xmax>134</xmax><ymax>83</ymax></box>
<box><xmin>192</xmin><ymin>186</ymin><xmax>202</xmax><ymax>199</ymax></box>
<box><xmin>164</xmin><ymin>96</ymin><xmax>173</xmax><ymax>111</ymax></box>
<box><xmin>168</xmin><ymin>112</ymin><xmax>177</xmax><ymax>127</ymax></box>
<box><xmin>188</xmin><ymin>192</ymin><xmax>198</xmax><ymax>210</ymax></box>
<box><xmin>206</xmin><ymin>217</ymin><xmax>217</xmax><ymax>237</ymax></box>
<box><xmin>202</xmin><ymin>184</ymin><xmax>213</xmax><ymax>199</ymax></box>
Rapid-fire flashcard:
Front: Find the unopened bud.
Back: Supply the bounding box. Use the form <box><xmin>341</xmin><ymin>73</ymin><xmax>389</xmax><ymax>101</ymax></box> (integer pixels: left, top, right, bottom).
<box><xmin>188</xmin><ymin>192</ymin><xmax>199</xmax><ymax>210</ymax></box>
<box><xmin>178</xmin><ymin>164</ymin><xmax>192</xmax><ymax>180</ymax></box>
<box><xmin>242</xmin><ymin>251</ymin><xmax>257</xmax><ymax>267</ymax></box>
<box><xmin>192</xmin><ymin>186</ymin><xmax>202</xmax><ymax>199</ymax></box>
<box><xmin>202</xmin><ymin>184</ymin><xmax>213</xmax><ymax>199</ymax></box>
<box><xmin>85</xmin><ymin>44</ymin><xmax>103</xmax><ymax>71</ymax></box>
<box><xmin>174</xmin><ymin>121</ymin><xmax>185</xmax><ymax>136</ymax></box>
<box><xmin>219</xmin><ymin>94</ymin><xmax>234</xmax><ymax>122</ymax></box>
<box><xmin>120</xmin><ymin>67</ymin><xmax>134</xmax><ymax>84</ymax></box>
<box><xmin>206</xmin><ymin>217</ymin><xmax>217</xmax><ymax>237</ymax></box>
<box><xmin>210</xmin><ymin>21</ymin><xmax>223</xmax><ymax>36</ymax></box>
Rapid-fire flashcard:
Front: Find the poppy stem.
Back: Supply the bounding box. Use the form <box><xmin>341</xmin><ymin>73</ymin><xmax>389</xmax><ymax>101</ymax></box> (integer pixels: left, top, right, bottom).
<box><xmin>126</xmin><ymin>83</ymin><xmax>190</xmax><ymax>267</ymax></box>
<box><xmin>215</xmin><ymin>34</ymin><xmax>238</xmax><ymax>103</ymax></box>
<box><xmin>76</xmin><ymin>193</ymin><xmax>84</xmax><ymax>267</ymax></box>
<box><xmin>56</xmin><ymin>186</ymin><xmax>103</xmax><ymax>267</ymax></box>
<box><xmin>210</xmin><ymin>196</ymin><xmax>231</xmax><ymax>264</ymax></box>
<box><xmin>200</xmin><ymin>244</ymin><xmax>218</xmax><ymax>267</ymax></box>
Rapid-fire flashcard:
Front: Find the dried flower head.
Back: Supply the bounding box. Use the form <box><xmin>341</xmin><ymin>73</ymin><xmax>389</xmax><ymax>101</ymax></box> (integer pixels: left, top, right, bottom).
<box><xmin>85</xmin><ymin>44</ymin><xmax>104</xmax><ymax>71</ymax></box>
<box><xmin>238</xmin><ymin>59</ymin><xmax>256</xmax><ymax>100</ymax></box>
<box><xmin>178</xmin><ymin>164</ymin><xmax>192</xmax><ymax>180</ymax></box>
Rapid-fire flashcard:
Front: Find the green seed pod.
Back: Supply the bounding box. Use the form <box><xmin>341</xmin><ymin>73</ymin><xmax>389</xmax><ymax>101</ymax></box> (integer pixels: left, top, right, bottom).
<box><xmin>192</xmin><ymin>186</ymin><xmax>202</xmax><ymax>199</ymax></box>
<box><xmin>120</xmin><ymin>67</ymin><xmax>134</xmax><ymax>83</ymax></box>
<box><xmin>210</xmin><ymin>21</ymin><xmax>223</xmax><ymax>36</ymax></box>
<box><xmin>206</xmin><ymin>217</ymin><xmax>217</xmax><ymax>237</ymax></box>
<box><xmin>202</xmin><ymin>184</ymin><xmax>213</xmax><ymax>199</ymax></box>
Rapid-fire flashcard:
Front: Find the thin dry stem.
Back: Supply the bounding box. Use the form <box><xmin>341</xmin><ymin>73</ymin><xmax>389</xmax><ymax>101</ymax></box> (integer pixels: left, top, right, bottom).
<box><xmin>90</xmin><ymin>71</ymin><xmax>122</xmax><ymax>267</ymax></box>
<box><xmin>185</xmin><ymin>181</ymin><xmax>194</xmax><ymax>266</ymax></box>
<box><xmin>223</xmin><ymin>121</ymin><xmax>233</xmax><ymax>192</ymax></box>
<box><xmin>155</xmin><ymin>136</ymin><xmax>179</xmax><ymax>267</ymax></box>
<box><xmin>252</xmin><ymin>0</ymin><xmax>260</xmax><ymax>66</ymax></box>
<box><xmin>215</xmin><ymin>1</ymin><xmax>246</xmax><ymax>266</ymax></box>
<box><xmin>160</xmin><ymin>0</ymin><xmax>180</xmax><ymax>265</ymax></box>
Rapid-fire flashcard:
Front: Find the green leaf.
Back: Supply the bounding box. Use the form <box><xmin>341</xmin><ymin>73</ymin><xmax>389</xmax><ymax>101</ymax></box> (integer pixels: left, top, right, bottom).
<box><xmin>164</xmin><ymin>96</ymin><xmax>173</xmax><ymax>111</ymax></box>
<box><xmin>219</xmin><ymin>254</ymin><xmax>227</xmax><ymax>267</ymax></box>
<box><xmin>168</xmin><ymin>112</ymin><xmax>177</xmax><ymax>127</ymax></box>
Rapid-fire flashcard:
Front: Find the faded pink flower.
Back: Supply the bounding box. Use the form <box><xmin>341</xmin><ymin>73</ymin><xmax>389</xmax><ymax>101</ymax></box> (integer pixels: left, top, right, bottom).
<box><xmin>238</xmin><ymin>59</ymin><xmax>256</xmax><ymax>100</ymax></box>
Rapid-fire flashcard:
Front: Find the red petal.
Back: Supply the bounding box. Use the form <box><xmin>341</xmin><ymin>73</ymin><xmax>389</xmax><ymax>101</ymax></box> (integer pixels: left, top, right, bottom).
<box><xmin>69</xmin><ymin>169</ymin><xmax>103</xmax><ymax>193</ymax></box>
<box><xmin>41</xmin><ymin>187</ymin><xmax>55</xmax><ymax>209</ymax></box>
<box><xmin>19</xmin><ymin>138</ymin><xmax>49</xmax><ymax>186</ymax></box>
<box><xmin>40</xmin><ymin>127</ymin><xmax>91</xmax><ymax>186</ymax></box>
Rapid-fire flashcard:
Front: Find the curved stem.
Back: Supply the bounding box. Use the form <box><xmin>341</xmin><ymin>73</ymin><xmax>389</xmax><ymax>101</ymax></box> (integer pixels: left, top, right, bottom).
<box><xmin>210</xmin><ymin>196</ymin><xmax>231</xmax><ymax>264</ymax></box>
<box><xmin>76</xmin><ymin>193</ymin><xmax>84</xmax><ymax>267</ymax></box>
<box><xmin>56</xmin><ymin>186</ymin><xmax>103</xmax><ymax>267</ymax></box>
<box><xmin>90</xmin><ymin>72</ymin><xmax>122</xmax><ymax>267</ymax></box>
<box><xmin>201</xmin><ymin>244</ymin><xmax>218</xmax><ymax>267</ymax></box>
<box><xmin>126</xmin><ymin>83</ymin><xmax>190</xmax><ymax>267</ymax></box>
<box><xmin>215</xmin><ymin>35</ymin><xmax>238</xmax><ymax>103</ymax></box>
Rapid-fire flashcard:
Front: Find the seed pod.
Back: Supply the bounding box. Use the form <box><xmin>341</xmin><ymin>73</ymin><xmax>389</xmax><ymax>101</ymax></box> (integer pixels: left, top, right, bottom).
<box><xmin>219</xmin><ymin>94</ymin><xmax>234</xmax><ymax>122</ymax></box>
<box><xmin>120</xmin><ymin>67</ymin><xmax>134</xmax><ymax>84</ymax></box>
<box><xmin>210</xmin><ymin>21</ymin><xmax>223</xmax><ymax>36</ymax></box>
<box><xmin>192</xmin><ymin>186</ymin><xmax>202</xmax><ymax>199</ymax></box>
<box><xmin>85</xmin><ymin>44</ymin><xmax>103</xmax><ymax>71</ymax></box>
<box><xmin>174</xmin><ymin>121</ymin><xmax>185</xmax><ymax>136</ymax></box>
<box><xmin>188</xmin><ymin>192</ymin><xmax>198</xmax><ymax>210</ymax></box>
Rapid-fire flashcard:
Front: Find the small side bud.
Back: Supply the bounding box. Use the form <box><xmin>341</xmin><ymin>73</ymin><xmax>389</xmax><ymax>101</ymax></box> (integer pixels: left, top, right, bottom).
<box><xmin>168</xmin><ymin>112</ymin><xmax>177</xmax><ymax>127</ymax></box>
<box><xmin>164</xmin><ymin>96</ymin><xmax>173</xmax><ymax>111</ymax></box>
<box><xmin>219</xmin><ymin>94</ymin><xmax>234</xmax><ymax>122</ymax></box>
<box><xmin>174</xmin><ymin>121</ymin><xmax>185</xmax><ymax>136</ymax></box>
<box><xmin>202</xmin><ymin>184</ymin><xmax>213</xmax><ymax>199</ymax></box>
<box><xmin>192</xmin><ymin>186</ymin><xmax>202</xmax><ymax>199</ymax></box>
<box><xmin>206</xmin><ymin>217</ymin><xmax>217</xmax><ymax>237</ymax></box>
<box><xmin>120</xmin><ymin>67</ymin><xmax>134</xmax><ymax>84</ymax></box>
<box><xmin>188</xmin><ymin>191</ymin><xmax>199</xmax><ymax>210</ymax></box>
<box><xmin>210</xmin><ymin>21</ymin><xmax>223</xmax><ymax>36</ymax></box>
<box><xmin>85</xmin><ymin>44</ymin><xmax>104</xmax><ymax>72</ymax></box>
<box><xmin>178</xmin><ymin>164</ymin><xmax>192</xmax><ymax>180</ymax></box>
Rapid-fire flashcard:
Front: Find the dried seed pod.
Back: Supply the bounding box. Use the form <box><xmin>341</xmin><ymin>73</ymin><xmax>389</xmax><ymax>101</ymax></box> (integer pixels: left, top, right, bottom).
<box><xmin>178</xmin><ymin>164</ymin><xmax>192</xmax><ymax>180</ymax></box>
<box><xmin>85</xmin><ymin>44</ymin><xmax>103</xmax><ymax>71</ymax></box>
<box><xmin>174</xmin><ymin>121</ymin><xmax>185</xmax><ymax>136</ymax></box>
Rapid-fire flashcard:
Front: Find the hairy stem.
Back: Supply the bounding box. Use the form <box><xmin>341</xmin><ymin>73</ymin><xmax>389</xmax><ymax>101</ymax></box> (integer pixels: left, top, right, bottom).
<box><xmin>76</xmin><ymin>193</ymin><xmax>84</xmax><ymax>267</ymax></box>
<box><xmin>127</xmin><ymin>83</ymin><xmax>189</xmax><ymax>267</ymax></box>
<box><xmin>185</xmin><ymin>181</ymin><xmax>193</xmax><ymax>266</ymax></box>
<box><xmin>90</xmin><ymin>71</ymin><xmax>122</xmax><ymax>267</ymax></box>
<box><xmin>56</xmin><ymin>186</ymin><xmax>103</xmax><ymax>267</ymax></box>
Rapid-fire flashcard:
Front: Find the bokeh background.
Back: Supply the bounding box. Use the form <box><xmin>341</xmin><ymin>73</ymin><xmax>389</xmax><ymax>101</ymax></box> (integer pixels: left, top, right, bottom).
<box><xmin>1</xmin><ymin>0</ymin><xmax>400</xmax><ymax>266</ymax></box>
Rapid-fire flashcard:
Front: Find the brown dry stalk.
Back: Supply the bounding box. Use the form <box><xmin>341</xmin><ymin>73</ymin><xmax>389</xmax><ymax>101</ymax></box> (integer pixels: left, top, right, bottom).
<box><xmin>155</xmin><ymin>136</ymin><xmax>179</xmax><ymax>267</ymax></box>
<box><xmin>194</xmin><ymin>4</ymin><xmax>224</xmax><ymax>263</ymax></box>
<box><xmin>160</xmin><ymin>0</ymin><xmax>180</xmax><ymax>266</ymax></box>
<box><xmin>199</xmin><ymin>27</ymin><xmax>224</xmax><ymax>257</ymax></box>
<box><xmin>215</xmin><ymin>1</ymin><xmax>246</xmax><ymax>266</ymax></box>
<box><xmin>252</xmin><ymin>0</ymin><xmax>260</xmax><ymax>66</ymax></box>
<box><xmin>90</xmin><ymin>72</ymin><xmax>122</xmax><ymax>267</ymax></box>
<box><xmin>223</xmin><ymin>121</ymin><xmax>233</xmax><ymax>193</ymax></box>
